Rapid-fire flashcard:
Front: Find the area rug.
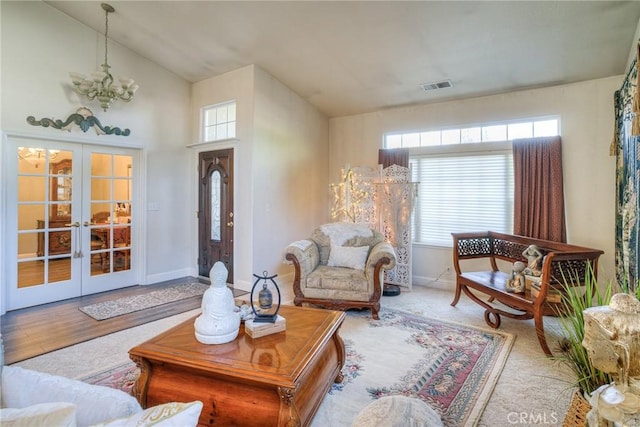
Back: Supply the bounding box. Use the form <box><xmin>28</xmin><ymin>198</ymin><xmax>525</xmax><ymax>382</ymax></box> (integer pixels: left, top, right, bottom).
<box><xmin>81</xmin><ymin>307</ymin><xmax>513</xmax><ymax>426</ymax></box>
<box><xmin>81</xmin><ymin>363</ymin><xmax>139</xmax><ymax>394</ymax></box>
<box><xmin>79</xmin><ymin>282</ymin><xmax>210</xmax><ymax>320</ymax></box>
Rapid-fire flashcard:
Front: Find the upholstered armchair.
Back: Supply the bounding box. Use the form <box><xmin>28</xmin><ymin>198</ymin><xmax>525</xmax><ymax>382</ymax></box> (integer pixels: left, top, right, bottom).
<box><xmin>284</xmin><ymin>222</ymin><xmax>396</xmax><ymax>319</ymax></box>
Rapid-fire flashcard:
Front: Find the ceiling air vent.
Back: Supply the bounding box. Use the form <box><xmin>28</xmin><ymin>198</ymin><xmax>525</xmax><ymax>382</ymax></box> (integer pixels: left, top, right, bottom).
<box><xmin>420</xmin><ymin>80</ymin><xmax>453</xmax><ymax>92</ymax></box>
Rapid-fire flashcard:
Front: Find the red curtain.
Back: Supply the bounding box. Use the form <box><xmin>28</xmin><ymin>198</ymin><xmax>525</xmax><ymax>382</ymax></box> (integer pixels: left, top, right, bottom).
<box><xmin>513</xmin><ymin>136</ymin><xmax>567</xmax><ymax>242</ymax></box>
<box><xmin>378</xmin><ymin>148</ymin><xmax>409</xmax><ymax>168</ymax></box>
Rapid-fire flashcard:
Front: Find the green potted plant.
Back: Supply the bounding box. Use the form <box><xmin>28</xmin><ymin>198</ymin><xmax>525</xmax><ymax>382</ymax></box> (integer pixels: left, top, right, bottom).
<box><xmin>556</xmin><ymin>267</ymin><xmax>613</xmax><ymax>394</ymax></box>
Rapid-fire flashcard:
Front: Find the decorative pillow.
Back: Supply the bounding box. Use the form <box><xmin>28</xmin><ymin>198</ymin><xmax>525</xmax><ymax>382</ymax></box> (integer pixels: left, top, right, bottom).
<box><xmin>312</xmin><ymin>225</ymin><xmax>383</xmax><ymax>265</ymax></box>
<box><xmin>90</xmin><ymin>401</ymin><xmax>203</xmax><ymax>427</ymax></box>
<box><xmin>328</xmin><ymin>243</ymin><xmax>368</xmax><ymax>270</ymax></box>
<box><xmin>0</xmin><ymin>402</ymin><xmax>77</xmax><ymax>427</ymax></box>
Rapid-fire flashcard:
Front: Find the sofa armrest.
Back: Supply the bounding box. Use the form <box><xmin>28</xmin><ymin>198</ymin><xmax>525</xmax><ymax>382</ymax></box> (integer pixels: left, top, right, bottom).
<box><xmin>2</xmin><ymin>366</ymin><xmax>141</xmax><ymax>426</ymax></box>
<box><xmin>365</xmin><ymin>241</ymin><xmax>396</xmax><ymax>281</ymax></box>
<box><xmin>284</xmin><ymin>239</ymin><xmax>320</xmax><ymax>282</ymax></box>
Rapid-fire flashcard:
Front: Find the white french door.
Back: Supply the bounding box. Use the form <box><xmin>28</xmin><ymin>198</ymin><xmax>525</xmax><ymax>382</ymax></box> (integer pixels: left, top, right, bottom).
<box><xmin>5</xmin><ymin>135</ymin><xmax>139</xmax><ymax>310</ymax></box>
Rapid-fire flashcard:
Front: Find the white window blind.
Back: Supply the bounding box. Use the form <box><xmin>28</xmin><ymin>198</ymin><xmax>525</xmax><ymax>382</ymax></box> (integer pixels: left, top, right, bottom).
<box><xmin>410</xmin><ymin>150</ymin><xmax>514</xmax><ymax>246</ymax></box>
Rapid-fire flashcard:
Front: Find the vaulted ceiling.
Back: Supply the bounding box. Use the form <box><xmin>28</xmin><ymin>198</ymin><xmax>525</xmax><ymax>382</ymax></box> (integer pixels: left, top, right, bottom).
<box><xmin>46</xmin><ymin>1</ymin><xmax>640</xmax><ymax>117</ymax></box>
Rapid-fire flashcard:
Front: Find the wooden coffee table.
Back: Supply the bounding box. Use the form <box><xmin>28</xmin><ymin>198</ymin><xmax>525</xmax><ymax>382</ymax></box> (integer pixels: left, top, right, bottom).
<box><xmin>129</xmin><ymin>305</ymin><xmax>345</xmax><ymax>427</ymax></box>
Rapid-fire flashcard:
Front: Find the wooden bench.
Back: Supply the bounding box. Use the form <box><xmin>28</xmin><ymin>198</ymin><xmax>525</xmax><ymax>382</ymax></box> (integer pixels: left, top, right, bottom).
<box><xmin>451</xmin><ymin>231</ymin><xmax>603</xmax><ymax>356</ymax></box>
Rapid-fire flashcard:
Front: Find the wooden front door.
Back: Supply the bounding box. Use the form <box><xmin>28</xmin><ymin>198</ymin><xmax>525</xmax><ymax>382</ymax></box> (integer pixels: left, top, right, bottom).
<box><xmin>198</xmin><ymin>149</ymin><xmax>234</xmax><ymax>281</ymax></box>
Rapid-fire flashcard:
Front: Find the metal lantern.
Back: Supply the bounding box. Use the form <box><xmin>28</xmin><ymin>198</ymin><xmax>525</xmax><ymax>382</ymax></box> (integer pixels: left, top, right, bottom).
<box><xmin>250</xmin><ymin>271</ymin><xmax>281</xmax><ymax>323</ymax></box>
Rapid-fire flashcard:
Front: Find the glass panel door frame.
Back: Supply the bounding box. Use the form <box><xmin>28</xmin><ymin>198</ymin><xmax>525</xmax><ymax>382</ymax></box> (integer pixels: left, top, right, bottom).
<box><xmin>2</xmin><ymin>133</ymin><xmax>141</xmax><ymax>311</ymax></box>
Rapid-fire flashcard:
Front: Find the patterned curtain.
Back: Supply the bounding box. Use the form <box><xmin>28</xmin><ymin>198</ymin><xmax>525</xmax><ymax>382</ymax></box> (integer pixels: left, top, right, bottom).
<box><xmin>613</xmin><ymin>48</ymin><xmax>639</xmax><ymax>292</ymax></box>
<box><xmin>512</xmin><ymin>136</ymin><xmax>567</xmax><ymax>242</ymax></box>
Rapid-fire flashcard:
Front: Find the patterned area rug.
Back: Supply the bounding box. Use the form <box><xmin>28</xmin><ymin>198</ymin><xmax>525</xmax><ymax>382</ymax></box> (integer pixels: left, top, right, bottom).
<box><xmin>82</xmin><ymin>307</ymin><xmax>513</xmax><ymax>426</ymax></box>
<box><xmin>315</xmin><ymin>308</ymin><xmax>514</xmax><ymax>426</ymax></box>
<box><xmin>78</xmin><ymin>282</ymin><xmax>210</xmax><ymax>320</ymax></box>
<box><xmin>81</xmin><ymin>363</ymin><xmax>139</xmax><ymax>394</ymax></box>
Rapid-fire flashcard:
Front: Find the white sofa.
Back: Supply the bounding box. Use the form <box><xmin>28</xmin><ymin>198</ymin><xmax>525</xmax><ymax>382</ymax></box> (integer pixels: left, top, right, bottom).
<box><xmin>0</xmin><ymin>339</ymin><xmax>203</xmax><ymax>426</ymax></box>
<box><xmin>1</xmin><ymin>365</ymin><xmax>143</xmax><ymax>426</ymax></box>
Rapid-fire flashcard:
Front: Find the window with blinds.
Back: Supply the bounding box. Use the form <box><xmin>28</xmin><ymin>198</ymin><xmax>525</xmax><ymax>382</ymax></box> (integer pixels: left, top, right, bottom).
<box><xmin>409</xmin><ymin>150</ymin><xmax>514</xmax><ymax>246</ymax></box>
<box><xmin>384</xmin><ymin>117</ymin><xmax>558</xmax><ymax>247</ymax></box>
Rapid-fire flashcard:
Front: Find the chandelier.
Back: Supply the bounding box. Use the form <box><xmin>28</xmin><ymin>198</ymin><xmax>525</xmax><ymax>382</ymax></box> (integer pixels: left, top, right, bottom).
<box><xmin>69</xmin><ymin>3</ymin><xmax>138</xmax><ymax>111</ymax></box>
<box><xmin>18</xmin><ymin>147</ymin><xmax>59</xmax><ymax>167</ymax></box>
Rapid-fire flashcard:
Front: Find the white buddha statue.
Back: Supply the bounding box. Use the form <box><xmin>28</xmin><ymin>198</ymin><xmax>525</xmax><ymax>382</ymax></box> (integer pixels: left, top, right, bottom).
<box><xmin>194</xmin><ymin>262</ymin><xmax>240</xmax><ymax>344</ymax></box>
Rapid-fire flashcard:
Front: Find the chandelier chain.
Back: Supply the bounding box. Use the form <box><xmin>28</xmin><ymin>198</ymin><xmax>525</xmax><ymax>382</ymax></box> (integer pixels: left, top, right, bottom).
<box><xmin>103</xmin><ymin>5</ymin><xmax>109</xmax><ymax>67</ymax></box>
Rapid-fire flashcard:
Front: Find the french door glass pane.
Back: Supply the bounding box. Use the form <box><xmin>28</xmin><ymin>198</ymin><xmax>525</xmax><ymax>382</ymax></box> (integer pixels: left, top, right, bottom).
<box><xmin>18</xmin><ymin>204</ymin><xmax>45</xmax><ymax>230</ymax></box>
<box><xmin>91</xmin><ymin>153</ymin><xmax>111</xmax><ymax>175</ymax></box>
<box><xmin>17</xmin><ymin>147</ymin><xmax>47</xmax><ymax>174</ymax></box>
<box><xmin>114</xmin><ymin>155</ymin><xmax>130</xmax><ymax>175</ymax></box>
<box><xmin>91</xmin><ymin>179</ymin><xmax>111</xmax><ymax>202</ymax></box>
<box><xmin>114</xmin><ymin>179</ymin><xmax>128</xmax><ymax>200</ymax></box>
<box><xmin>91</xmin><ymin>202</ymin><xmax>111</xmax><ymax>221</ymax></box>
<box><xmin>18</xmin><ymin>176</ymin><xmax>45</xmax><ymax>201</ymax></box>
<box><xmin>17</xmin><ymin>260</ymin><xmax>44</xmax><ymax>288</ymax></box>
<box><xmin>17</xmin><ymin>232</ymin><xmax>39</xmax><ymax>257</ymax></box>
<box><xmin>50</xmin><ymin>257</ymin><xmax>72</xmax><ymax>282</ymax></box>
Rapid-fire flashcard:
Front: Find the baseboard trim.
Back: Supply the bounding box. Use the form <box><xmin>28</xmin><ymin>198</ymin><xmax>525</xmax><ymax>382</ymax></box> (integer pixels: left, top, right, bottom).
<box><xmin>412</xmin><ymin>275</ymin><xmax>455</xmax><ymax>291</ymax></box>
<box><xmin>145</xmin><ymin>268</ymin><xmax>193</xmax><ymax>285</ymax></box>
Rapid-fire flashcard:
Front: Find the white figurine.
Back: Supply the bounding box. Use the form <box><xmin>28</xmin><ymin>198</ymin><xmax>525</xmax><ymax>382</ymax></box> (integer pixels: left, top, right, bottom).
<box><xmin>194</xmin><ymin>262</ymin><xmax>240</xmax><ymax>344</ymax></box>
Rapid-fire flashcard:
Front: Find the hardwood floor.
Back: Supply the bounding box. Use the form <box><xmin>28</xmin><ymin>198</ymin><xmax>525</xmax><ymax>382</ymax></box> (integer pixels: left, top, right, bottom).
<box><xmin>1</xmin><ymin>277</ymin><xmax>247</xmax><ymax>365</ymax></box>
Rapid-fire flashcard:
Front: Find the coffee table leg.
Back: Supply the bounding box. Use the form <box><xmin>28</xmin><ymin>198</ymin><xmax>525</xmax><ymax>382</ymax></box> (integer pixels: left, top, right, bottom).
<box><xmin>278</xmin><ymin>387</ymin><xmax>301</xmax><ymax>427</ymax></box>
<box><xmin>333</xmin><ymin>331</ymin><xmax>346</xmax><ymax>383</ymax></box>
<box><xmin>130</xmin><ymin>355</ymin><xmax>150</xmax><ymax>408</ymax></box>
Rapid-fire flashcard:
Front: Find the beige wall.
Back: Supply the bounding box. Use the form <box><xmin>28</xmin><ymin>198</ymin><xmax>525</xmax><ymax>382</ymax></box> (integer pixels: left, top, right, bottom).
<box><xmin>1</xmin><ymin>1</ymin><xmax>192</xmax><ymax>300</ymax></box>
<box><xmin>252</xmin><ymin>66</ymin><xmax>329</xmax><ymax>282</ymax></box>
<box><xmin>191</xmin><ymin>65</ymin><xmax>329</xmax><ymax>290</ymax></box>
<box><xmin>329</xmin><ymin>76</ymin><xmax>622</xmax><ymax>288</ymax></box>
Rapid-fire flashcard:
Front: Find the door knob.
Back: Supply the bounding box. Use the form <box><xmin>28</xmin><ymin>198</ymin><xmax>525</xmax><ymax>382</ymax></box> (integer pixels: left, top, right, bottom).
<box><xmin>227</xmin><ymin>221</ymin><xmax>234</xmax><ymax>227</ymax></box>
<box><xmin>83</xmin><ymin>221</ymin><xmax>96</xmax><ymax>227</ymax></box>
<box><xmin>65</xmin><ymin>222</ymin><xmax>80</xmax><ymax>227</ymax></box>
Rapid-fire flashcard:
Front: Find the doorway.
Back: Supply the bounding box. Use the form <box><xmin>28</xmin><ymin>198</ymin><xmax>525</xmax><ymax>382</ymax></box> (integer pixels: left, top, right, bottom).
<box><xmin>5</xmin><ymin>136</ymin><xmax>138</xmax><ymax>310</ymax></box>
<box><xmin>198</xmin><ymin>149</ymin><xmax>234</xmax><ymax>281</ymax></box>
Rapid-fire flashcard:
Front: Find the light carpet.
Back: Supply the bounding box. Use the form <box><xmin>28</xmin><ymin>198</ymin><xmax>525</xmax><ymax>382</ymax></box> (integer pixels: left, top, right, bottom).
<box><xmin>15</xmin><ymin>285</ymin><xmax>577</xmax><ymax>426</ymax></box>
<box><xmin>78</xmin><ymin>282</ymin><xmax>210</xmax><ymax>320</ymax></box>
<box><xmin>79</xmin><ymin>307</ymin><xmax>513</xmax><ymax>427</ymax></box>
